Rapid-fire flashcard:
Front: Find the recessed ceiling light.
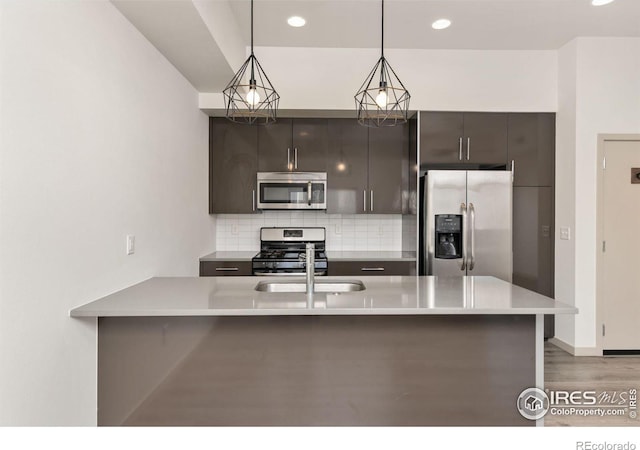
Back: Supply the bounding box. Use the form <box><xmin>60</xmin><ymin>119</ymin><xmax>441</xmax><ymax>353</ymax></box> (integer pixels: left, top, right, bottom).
<box><xmin>592</xmin><ymin>0</ymin><xmax>615</xmax><ymax>5</ymax></box>
<box><xmin>432</xmin><ymin>19</ymin><xmax>452</xmax><ymax>30</ymax></box>
<box><xmin>287</xmin><ymin>16</ymin><xmax>306</xmax><ymax>27</ymax></box>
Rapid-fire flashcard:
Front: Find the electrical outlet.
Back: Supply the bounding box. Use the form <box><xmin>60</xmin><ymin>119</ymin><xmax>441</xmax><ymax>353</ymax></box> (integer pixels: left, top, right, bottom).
<box><xmin>378</xmin><ymin>225</ymin><xmax>384</xmax><ymax>236</ymax></box>
<box><xmin>335</xmin><ymin>224</ymin><xmax>342</xmax><ymax>235</ymax></box>
<box><xmin>231</xmin><ymin>224</ymin><xmax>239</xmax><ymax>235</ymax></box>
<box><xmin>560</xmin><ymin>227</ymin><xmax>571</xmax><ymax>241</ymax></box>
<box><xmin>126</xmin><ymin>235</ymin><xmax>135</xmax><ymax>255</ymax></box>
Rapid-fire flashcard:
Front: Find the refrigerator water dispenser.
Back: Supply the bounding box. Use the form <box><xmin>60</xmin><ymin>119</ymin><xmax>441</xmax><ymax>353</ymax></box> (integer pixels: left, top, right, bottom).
<box><xmin>435</xmin><ymin>215</ymin><xmax>462</xmax><ymax>259</ymax></box>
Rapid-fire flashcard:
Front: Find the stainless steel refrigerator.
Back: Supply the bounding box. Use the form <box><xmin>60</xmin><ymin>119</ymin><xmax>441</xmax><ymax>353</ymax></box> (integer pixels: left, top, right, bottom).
<box><xmin>420</xmin><ymin>170</ymin><xmax>512</xmax><ymax>282</ymax></box>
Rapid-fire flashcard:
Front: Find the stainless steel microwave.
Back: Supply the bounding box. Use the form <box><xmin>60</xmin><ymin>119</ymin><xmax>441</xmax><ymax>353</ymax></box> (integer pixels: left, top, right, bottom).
<box><xmin>257</xmin><ymin>172</ymin><xmax>327</xmax><ymax>210</ymax></box>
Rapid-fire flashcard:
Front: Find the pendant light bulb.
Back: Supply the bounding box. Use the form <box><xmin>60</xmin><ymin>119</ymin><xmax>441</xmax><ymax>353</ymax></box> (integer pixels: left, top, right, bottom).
<box><xmin>246</xmin><ymin>84</ymin><xmax>260</xmax><ymax>108</ymax></box>
<box><xmin>354</xmin><ymin>0</ymin><xmax>410</xmax><ymax>127</ymax></box>
<box><xmin>222</xmin><ymin>0</ymin><xmax>279</xmax><ymax>124</ymax></box>
<box><xmin>375</xmin><ymin>88</ymin><xmax>388</xmax><ymax>108</ymax></box>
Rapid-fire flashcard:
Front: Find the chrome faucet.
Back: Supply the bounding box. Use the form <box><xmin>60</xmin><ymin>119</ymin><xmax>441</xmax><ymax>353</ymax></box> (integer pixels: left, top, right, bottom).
<box><xmin>305</xmin><ymin>243</ymin><xmax>315</xmax><ymax>295</ymax></box>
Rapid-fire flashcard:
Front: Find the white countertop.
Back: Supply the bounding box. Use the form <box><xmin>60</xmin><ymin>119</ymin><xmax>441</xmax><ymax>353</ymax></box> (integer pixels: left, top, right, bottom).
<box><xmin>70</xmin><ymin>276</ymin><xmax>577</xmax><ymax>317</ymax></box>
<box><xmin>199</xmin><ymin>251</ymin><xmax>256</xmax><ymax>261</ymax></box>
<box><xmin>200</xmin><ymin>251</ymin><xmax>417</xmax><ymax>262</ymax></box>
<box><xmin>325</xmin><ymin>251</ymin><xmax>416</xmax><ymax>261</ymax></box>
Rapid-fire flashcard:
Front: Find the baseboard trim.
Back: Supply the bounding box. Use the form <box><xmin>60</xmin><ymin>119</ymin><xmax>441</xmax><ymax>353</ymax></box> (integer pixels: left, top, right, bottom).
<box><xmin>548</xmin><ymin>338</ymin><xmax>602</xmax><ymax>356</ymax></box>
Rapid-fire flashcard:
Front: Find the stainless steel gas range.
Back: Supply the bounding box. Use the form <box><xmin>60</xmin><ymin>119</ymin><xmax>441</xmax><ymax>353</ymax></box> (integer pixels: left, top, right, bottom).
<box><xmin>252</xmin><ymin>227</ymin><xmax>328</xmax><ymax>276</ymax></box>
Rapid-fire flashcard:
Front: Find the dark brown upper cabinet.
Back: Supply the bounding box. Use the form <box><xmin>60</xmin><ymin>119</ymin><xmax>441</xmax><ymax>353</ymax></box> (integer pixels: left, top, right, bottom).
<box><xmin>258</xmin><ymin>119</ymin><xmax>328</xmax><ymax>172</ymax></box>
<box><xmin>209</xmin><ymin>118</ymin><xmax>258</xmax><ymax>214</ymax></box>
<box><xmin>326</xmin><ymin>119</ymin><xmax>368</xmax><ymax>214</ymax></box>
<box><xmin>368</xmin><ymin>124</ymin><xmax>408</xmax><ymax>214</ymax></box>
<box><xmin>419</xmin><ymin>112</ymin><xmax>464</xmax><ymax>164</ymax></box>
<box><xmin>463</xmin><ymin>113</ymin><xmax>508</xmax><ymax>164</ymax></box>
<box><xmin>326</xmin><ymin>120</ymin><xmax>408</xmax><ymax>215</ymax></box>
<box><xmin>507</xmin><ymin>113</ymin><xmax>555</xmax><ymax>187</ymax></box>
<box><xmin>420</xmin><ymin>112</ymin><xmax>508</xmax><ymax>166</ymax></box>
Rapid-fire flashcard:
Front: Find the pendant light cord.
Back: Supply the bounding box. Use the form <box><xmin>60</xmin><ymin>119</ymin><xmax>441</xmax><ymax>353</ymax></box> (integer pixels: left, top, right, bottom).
<box><xmin>250</xmin><ymin>0</ymin><xmax>255</xmax><ymax>83</ymax></box>
<box><xmin>381</xmin><ymin>0</ymin><xmax>384</xmax><ymax>58</ymax></box>
<box><xmin>250</xmin><ymin>0</ymin><xmax>254</xmax><ymax>55</ymax></box>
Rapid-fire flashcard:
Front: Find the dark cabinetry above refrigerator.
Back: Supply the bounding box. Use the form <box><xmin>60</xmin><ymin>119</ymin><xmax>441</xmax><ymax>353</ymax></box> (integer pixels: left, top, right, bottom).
<box><xmin>419</xmin><ymin>112</ymin><xmax>508</xmax><ymax>166</ymax></box>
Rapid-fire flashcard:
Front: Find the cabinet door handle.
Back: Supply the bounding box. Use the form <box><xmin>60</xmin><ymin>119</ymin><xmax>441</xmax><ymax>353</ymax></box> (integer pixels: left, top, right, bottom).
<box><xmin>467</xmin><ymin>137</ymin><xmax>470</xmax><ymax>161</ymax></box>
<box><xmin>458</xmin><ymin>137</ymin><xmax>463</xmax><ymax>161</ymax></box>
<box><xmin>287</xmin><ymin>148</ymin><xmax>291</xmax><ymax>170</ymax></box>
<box><xmin>294</xmin><ymin>148</ymin><xmax>298</xmax><ymax>169</ymax></box>
<box><xmin>511</xmin><ymin>160</ymin><xmax>515</xmax><ymax>182</ymax></box>
<box><xmin>252</xmin><ymin>189</ymin><xmax>256</xmax><ymax>211</ymax></box>
<box><xmin>361</xmin><ymin>267</ymin><xmax>385</xmax><ymax>271</ymax></box>
<box><xmin>215</xmin><ymin>267</ymin><xmax>239</xmax><ymax>272</ymax></box>
<box><xmin>370</xmin><ymin>190</ymin><xmax>374</xmax><ymax>212</ymax></box>
<box><xmin>363</xmin><ymin>190</ymin><xmax>367</xmax><ymax>212</ymax></box>
<box><xmin>307</xmin><ymin>181</ymin><xmax>312</xmax><ymax>206</ymax></box>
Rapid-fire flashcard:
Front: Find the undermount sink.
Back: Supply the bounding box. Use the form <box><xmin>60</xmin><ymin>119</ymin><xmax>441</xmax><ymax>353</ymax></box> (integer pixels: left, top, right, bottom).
<box><xmin>255</xmin><ymin>280</ymin><xmax>366</xmax><ymax>293</ymax></box>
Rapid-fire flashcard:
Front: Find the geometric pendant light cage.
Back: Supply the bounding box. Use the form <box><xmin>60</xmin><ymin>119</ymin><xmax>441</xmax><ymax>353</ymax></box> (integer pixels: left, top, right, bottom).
<box><xmin>223</xmin><ymin>0</ymin><xmax>279</xmax><ymax>125</ymax></box>
<box><xmin>355</xmin><ymin>0</ymin><xmax>410</xmax><ymax>127</ymax></box>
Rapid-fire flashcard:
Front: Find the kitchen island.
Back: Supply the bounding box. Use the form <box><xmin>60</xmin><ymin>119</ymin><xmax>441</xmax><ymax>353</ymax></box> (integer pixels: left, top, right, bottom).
<box><xmin>71</xmin><ymin>276</ymin><xmax>577</xmax><ymax>426</ymax></box>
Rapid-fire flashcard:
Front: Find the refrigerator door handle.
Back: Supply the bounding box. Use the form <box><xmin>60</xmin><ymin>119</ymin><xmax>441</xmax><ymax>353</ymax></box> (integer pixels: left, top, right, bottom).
<box><xmin>468</xmin><ymin>202</ymin><xmax>476</xmax><ymax>270</ymax></box>
<box><xmin>461</xmin><ymin>202</ymin><xmax>467</xmax><ymax>271</ymax></box>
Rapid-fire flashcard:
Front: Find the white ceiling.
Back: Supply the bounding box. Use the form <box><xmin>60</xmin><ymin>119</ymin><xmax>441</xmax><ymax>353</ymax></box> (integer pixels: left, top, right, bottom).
<box><xmin>113</xmin><ymin>0</ymin><xmax>640</xmax><ymax>92</ymax></box>
<box><xmin>229</xmin><ymin>0</ymin><xmax>640</xmax><ymax>50</ymax></box>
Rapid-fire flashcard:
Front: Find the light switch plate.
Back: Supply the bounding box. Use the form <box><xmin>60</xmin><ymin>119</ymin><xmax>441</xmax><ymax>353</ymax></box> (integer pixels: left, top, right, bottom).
<box><xmin>126</xmin><ymin>235</ymin><xmax>135</xmax><ymax>255</ymax></box>
<box><xmin>541</xmin><ymin>225</ymin><xmax>550</xmax><ymax>238</ymax></box>
<box><xmin>560</xmin><ymin>227</ymin><xmax>570</xmax><ymax>241</ymax></box>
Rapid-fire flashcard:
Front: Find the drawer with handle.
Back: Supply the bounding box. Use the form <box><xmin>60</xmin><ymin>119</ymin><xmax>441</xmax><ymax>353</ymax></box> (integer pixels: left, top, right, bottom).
<box><xmin>328</xmin><ymin>261</ymin><xmax>415</xmax><ymax>276</ymax></box>
<box><xmin>200</xmin><ymin>261</ymin><xmax>252</xmax><ymax>277</ymax></box>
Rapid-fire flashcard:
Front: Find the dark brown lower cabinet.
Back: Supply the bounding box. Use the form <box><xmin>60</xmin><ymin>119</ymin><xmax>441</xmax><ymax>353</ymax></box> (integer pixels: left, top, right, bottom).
<box><xmin>199</xmin><ymin>261</ymin><xmax>252</xmax><ymax>277</ymax></box>
<box><xmin>328</xmin><ymin>260</ymin><xmax>416</xmax><ymax>276</ymax></box>
<box><xmin>512</xmin><ymin>186</ymin><xmax>554</xmax><ymax>337</ymax></box>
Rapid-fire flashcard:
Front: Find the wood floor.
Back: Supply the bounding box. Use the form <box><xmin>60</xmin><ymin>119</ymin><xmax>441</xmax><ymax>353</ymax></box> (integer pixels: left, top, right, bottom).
<box><xmin>544</xmin><ymin>342</ymin><xmax>640</xmax><ymax>427</ymax></box>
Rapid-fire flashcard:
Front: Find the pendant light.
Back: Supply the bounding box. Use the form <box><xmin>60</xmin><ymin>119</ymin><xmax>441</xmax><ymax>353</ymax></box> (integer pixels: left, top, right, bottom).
<box><xmin>354</xmin><ymin>0</ymin><xmax>410</xmax><ymax>127</ymax></box>
<box><xmin>223</xmin><ymin>0</ymin><xmax>279</xmax><ymax>124</ymax></box>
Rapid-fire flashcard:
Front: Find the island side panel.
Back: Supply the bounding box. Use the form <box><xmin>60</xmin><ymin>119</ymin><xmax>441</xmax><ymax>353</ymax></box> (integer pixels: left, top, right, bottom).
<box><xmin>111</xmin><ymin>315</ymin><xmax>535</xmax><ymax>426</ymax></box>
<box><xmin>98</xmin><ymin>316</ymin><xmax>214</xmax><ymax>426</ymax></box>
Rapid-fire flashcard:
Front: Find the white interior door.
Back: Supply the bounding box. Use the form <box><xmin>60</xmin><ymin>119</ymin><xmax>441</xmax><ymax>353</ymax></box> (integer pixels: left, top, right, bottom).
<box><xmin>602</xmin><ymin>139</ymin><xmax>640</xmax><ymax>350</ymax></box>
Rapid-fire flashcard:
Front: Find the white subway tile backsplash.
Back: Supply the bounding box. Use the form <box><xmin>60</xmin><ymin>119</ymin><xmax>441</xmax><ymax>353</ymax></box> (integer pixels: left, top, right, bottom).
<box><xmin>215</xmin><ymin>212</ymin><xmax>403</xmax><ymax>252</ymax></box>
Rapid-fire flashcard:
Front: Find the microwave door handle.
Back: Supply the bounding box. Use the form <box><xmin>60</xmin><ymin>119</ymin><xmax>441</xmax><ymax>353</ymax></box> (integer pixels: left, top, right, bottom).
<box><xmin>308</xmin><ymin>181</ymin><xmax>312</xmax><ymax>206</ymax></box>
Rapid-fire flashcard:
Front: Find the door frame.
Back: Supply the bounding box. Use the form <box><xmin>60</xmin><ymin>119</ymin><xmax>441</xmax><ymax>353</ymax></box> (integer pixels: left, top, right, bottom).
<box><xmin>595</xmin><ymin>134</ymin><xmax>640</xmax><ymax>355</ymax></box>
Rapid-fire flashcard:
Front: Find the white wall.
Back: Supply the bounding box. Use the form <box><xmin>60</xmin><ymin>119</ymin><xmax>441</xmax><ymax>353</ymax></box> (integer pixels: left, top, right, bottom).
<box><xmin>555</xmin><ymin>37</ymin><xmax>640</xmax><ymax>350</ymax></box>
<box><xmin>200</xmin><ymin>47</ymin><xmax>558</xmax><ymax>112</ymax></box>
<box><xmin>0</xmin><ymin>1</ymin><xmax>215</xmax><ymax>425</ymax></box>
<box><xmin>554</xmin><ymin>39</ymin><xmax>578</xmax><ymax>347</ymax></box>
<box><xmin>216</xmin><ymin>212</ymin><xmax>402</xmax><ymax>252</ymax></box>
